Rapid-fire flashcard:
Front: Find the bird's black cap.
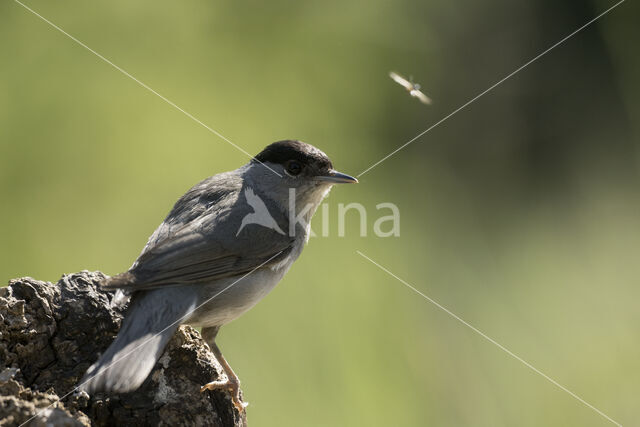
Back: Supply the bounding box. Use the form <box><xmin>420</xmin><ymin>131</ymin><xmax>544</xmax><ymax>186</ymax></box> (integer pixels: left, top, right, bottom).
<box><xmin>253</xmin><ymin>140</ymin><xmax>333</xmax><ymax>170</ymax></box>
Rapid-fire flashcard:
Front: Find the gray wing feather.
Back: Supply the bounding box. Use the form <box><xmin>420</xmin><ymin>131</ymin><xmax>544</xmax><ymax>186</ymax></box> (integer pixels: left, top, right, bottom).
<box><xmin>103</xmin><ymin>173</ymin><xmax>294</xmax><ymax>291</ymax></box>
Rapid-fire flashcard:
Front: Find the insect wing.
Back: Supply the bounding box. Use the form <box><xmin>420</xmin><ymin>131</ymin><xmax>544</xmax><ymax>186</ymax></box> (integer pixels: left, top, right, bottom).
<box><xmin>389</xmin><ymin>71</ymin><xmax>413</xmax><ymax>90</ymax></box>
<box><xmin>412</xmin><ymin>89</ymin><xmax>432</xmax><ymax>105</ymax></box>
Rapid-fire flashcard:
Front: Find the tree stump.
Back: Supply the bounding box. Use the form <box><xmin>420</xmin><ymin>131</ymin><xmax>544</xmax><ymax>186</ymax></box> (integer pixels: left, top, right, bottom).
<box><xmin>0</xmin><ymin>271</ymin><xmax>247</xmax><ymax>427</ymax></box>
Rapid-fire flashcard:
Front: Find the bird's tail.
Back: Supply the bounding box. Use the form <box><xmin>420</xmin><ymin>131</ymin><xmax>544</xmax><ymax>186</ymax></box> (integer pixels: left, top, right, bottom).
<box><xmin>80</xmin><ymin>287</ymin><xmax>197</xmax><ymax>394</ymax></box>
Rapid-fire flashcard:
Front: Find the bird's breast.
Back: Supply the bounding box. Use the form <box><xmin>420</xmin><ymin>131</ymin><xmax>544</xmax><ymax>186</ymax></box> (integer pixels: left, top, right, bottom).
<box><xmin>184</xmin><ymin>253</ymin><xmax>298</xmax><ymax>328</ymax></box>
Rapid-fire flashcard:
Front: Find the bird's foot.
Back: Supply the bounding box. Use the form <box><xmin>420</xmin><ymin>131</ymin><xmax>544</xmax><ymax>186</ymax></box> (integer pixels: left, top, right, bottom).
<box><xmin>200</xmin><ymin>378</ymin><xmax>248</xmax><ymax>413</ymax></box>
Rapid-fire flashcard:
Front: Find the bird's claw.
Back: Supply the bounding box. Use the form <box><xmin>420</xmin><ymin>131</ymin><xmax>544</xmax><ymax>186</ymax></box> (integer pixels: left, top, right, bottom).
<box><xmin>201</xmin><ymin>379</ymin><xmax>248</xmax><ymax>413</ymax></box>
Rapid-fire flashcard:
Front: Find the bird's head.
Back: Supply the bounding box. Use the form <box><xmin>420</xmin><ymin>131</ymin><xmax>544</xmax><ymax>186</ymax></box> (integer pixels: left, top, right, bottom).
<box><xmin>245</xmin><ymin>140</ymin><xmax>357</xmax><ymax>217</ymax></box>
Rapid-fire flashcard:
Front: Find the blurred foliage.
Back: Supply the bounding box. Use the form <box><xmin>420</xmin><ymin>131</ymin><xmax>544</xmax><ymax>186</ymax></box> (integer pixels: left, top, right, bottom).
<box><xmin>1</xmin><ymin>0</ymin><xmax>639</xmax><ymax>425</ymax></box>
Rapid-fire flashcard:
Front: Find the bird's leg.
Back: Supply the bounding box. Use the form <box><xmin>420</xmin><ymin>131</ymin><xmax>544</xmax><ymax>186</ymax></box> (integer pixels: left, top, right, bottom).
<box><xmin>200</xmin><ymin>326</ymin><xmax>247</xmax><ymax>413</ymax></box>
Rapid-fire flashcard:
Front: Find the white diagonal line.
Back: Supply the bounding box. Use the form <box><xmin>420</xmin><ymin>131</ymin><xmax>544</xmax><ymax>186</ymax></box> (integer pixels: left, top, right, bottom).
<box><xmin>13</xmin><ymin>0</ymin><xmax>282</xmax><ymax>178</ymax></box>
<box><xmin>356</xmin><ymin>250</ymin><xmax>622</xmax><ymax>426</ymax></box>
<box><xmin>18</xmin><ymin>250</ymin><xmax>284</xmax><ymax>427</ymax></box>
<box><xmin>358</xmin><ymin>0</ymin><xmax>626</xmax><ymax>177</ymax></box>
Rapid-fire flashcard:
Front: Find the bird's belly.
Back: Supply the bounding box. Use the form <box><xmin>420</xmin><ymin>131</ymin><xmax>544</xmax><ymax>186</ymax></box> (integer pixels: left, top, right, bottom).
<box><xmin>184</xmin><ymin>267</ymin><xmax>287</xmax><ymax>328</ymax></box>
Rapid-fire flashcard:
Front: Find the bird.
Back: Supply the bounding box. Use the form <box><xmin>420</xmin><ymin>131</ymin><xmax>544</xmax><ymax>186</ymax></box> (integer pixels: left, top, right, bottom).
<box><xmin>236</xmin><ymin>187</ymin><xmax>285</xmax><ymax>236</ymax></box>
<box><xmin>389</xmin><ymin>71</ymin><xmax>432</xmax><ymax>104</ymax></box>
<box><xmin>80</xmin><ymin>140</ymin><xmax>358</xmax><ymax>413</ymax></box>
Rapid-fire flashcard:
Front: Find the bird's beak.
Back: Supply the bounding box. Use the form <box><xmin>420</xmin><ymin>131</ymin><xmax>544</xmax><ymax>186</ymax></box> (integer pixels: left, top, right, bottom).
<box><xmin>316</xmin><ymin>169</ymin><xmax>359</xmax><ymax>184</ymax></box>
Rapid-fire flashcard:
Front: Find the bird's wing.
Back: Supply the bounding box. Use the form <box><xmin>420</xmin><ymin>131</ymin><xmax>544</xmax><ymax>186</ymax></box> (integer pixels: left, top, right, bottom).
<box><xmin>103</xmin><ymin>176</ymin><xmax>295</xmax><ymax>291</ymax></box>
<box><xmin>413</xmin><ymin>90</ymin><xmax>432</xmax><ymax>105</ymax></box>
<box><xmin>389</xmin><ymin>71</ymin><xmax>412</xmax><ymax>90</ymax></box>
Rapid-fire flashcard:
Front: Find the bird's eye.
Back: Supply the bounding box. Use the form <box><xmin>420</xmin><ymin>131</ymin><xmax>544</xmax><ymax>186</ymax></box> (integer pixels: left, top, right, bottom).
<box><xmin>286</xmin><ymin>160</ymin><xmax>303</xmax><ymax>176</ymax></box>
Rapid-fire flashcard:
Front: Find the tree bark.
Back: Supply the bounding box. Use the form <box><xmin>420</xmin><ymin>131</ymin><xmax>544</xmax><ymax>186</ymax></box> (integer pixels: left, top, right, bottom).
<box><xmin>0</xmin><ymin>271</ymin><xmax>247</xmax><ymax>427</ymax></box>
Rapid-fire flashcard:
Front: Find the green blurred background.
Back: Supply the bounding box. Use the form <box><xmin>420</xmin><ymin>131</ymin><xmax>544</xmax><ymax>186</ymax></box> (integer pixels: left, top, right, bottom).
<box><xmin>1</xmin><ymin>0</ymin><xmax>639</xmax><ymax>425</ymax></box>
